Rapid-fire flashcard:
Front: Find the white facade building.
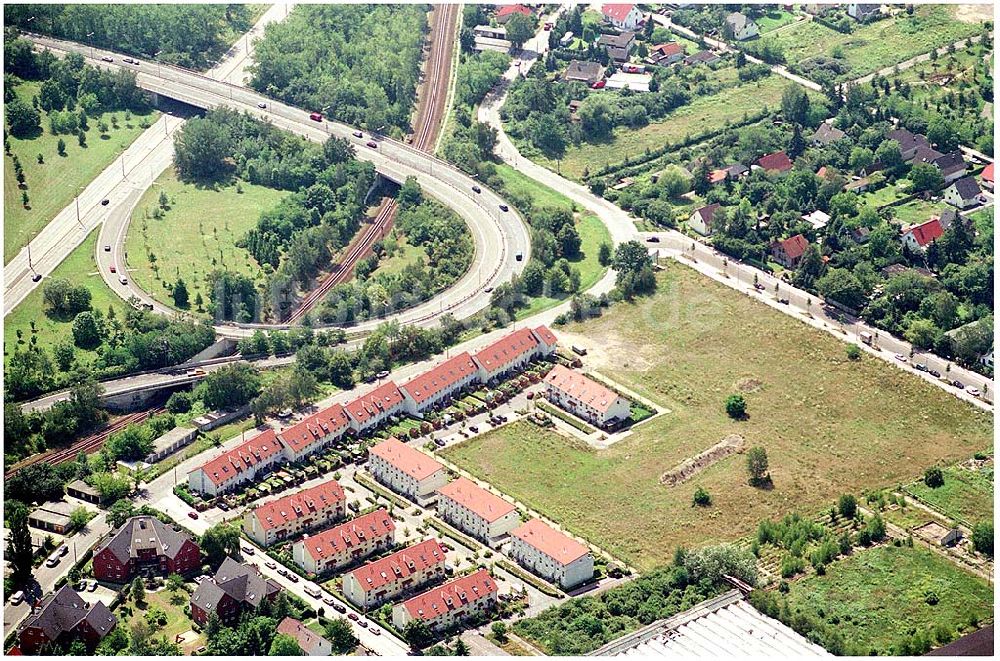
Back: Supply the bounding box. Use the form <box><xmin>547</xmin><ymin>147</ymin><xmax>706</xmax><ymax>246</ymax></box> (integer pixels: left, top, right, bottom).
<box><xmin>342</xmin><ymin>538</ymin><xmax>446</xmax><ymax>610</ymax></box>
<box><xmin>543</xmin><ymin>365</ymin><xmax>632</xmax><ymax>428</ymax></box>
<box><xmin>508</xmin><ymin>519</ymin><xmax>594</xmax><ymax>589</ymax></box>
<box><xmin>367</xmin><ymin>437</ymin><xmax>449</xmax><ymax>506</ymax></box>
<box><xmin>391</xmin><ymin>569</ymin><xmax>498</xmax><ymax>632</ymax></box>
<box><xmin>291</xmin><ymin>509</ymin><xmax>395</xmax><ymax>576</ymax></box>
<box><xmin>242</xmin><ymin>480</ymin><xmax>346</xmax><ymax>547</ymax></box>
<box><xmin>436</xmin><ymin>477</ymin><xmax>521</xmax><ymax>548</ymax></box>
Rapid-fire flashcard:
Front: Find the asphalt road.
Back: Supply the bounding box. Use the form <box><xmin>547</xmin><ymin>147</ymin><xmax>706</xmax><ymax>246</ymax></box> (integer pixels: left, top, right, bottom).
<box><xmin>25</xmin><ymin>33</ymin><xmax>532</xmax><ymax>340</ymax></box>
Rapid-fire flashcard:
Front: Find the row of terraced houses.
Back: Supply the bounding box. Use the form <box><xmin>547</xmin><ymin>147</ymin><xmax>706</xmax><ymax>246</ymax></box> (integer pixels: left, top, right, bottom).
<box><xmin>187</xmin><ymin>326</ymin><xmax>558</xmax><ymax>496</ymax></box>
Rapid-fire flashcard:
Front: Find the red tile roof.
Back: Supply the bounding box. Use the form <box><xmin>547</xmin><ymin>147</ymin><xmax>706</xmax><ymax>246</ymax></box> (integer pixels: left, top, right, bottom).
<box><xmin>602</xmin><ymin>3</ymin><xmax>636</xmax><ymax>23</ymax></box>
<box><xmin>344</xmin><ymin>382</ymin><xmax>404</xmax><ymax>426</ymax></box>
<box><xmin>544</xmin><ymin>364</ymin><xmax>625</xmax><ymax>415</ymax></box>
<box><xmin>497</xmin><ymin>4</ymin><xmax>532</xmax><ymax>18</ymax></box>
<box><xmin>982</xmin><ymin>162</ymin><xmax>994</xmax><ymax>184</ymax></box>
<box><xmin>779</xmin><ymin>234</ymin><xmax>809</xmax><ymax>260</ymax></box>
<box><xmin>905</xmin><ymin>218</ymin><xmax>944</xmax><ymax>247</ymax></box>
<box><xmin>756</xmin><ymin>151</ymin><xmax>793</xmax><ymax>173</ymax></box>
<box><xmin>401</xmin><ymin>569</ymin><xmax>498</xmax><ymax>621</ymax></box>
<box><xmin>510</xmin><ymin>519</ymin><xmax>590</xmax><ymax>566</ymax></box>
<box><xmin>437</xmin><ymin>477</ymin><xmax>517</xmax><ymax>523</ymax></box>
<box><xmin>369</xmin><ymin>437</ymin><xmax>444</xmax><ymax>481</ymax></box>
<box><xmin>197</xmin><ymin>429</ymin><xmax>282</xmax><ymax>486</ymax></box>
<box><xmin>401</xmin><ymin>352</ymin><xmax>478</xmax><ymax>406</ymax></box>
<box><xmin>251</xmin><ymin>480</ymin><xmax>345</xmax><ymax>532</ymax></box>
<box><xmin>532</xmin><ymin>325</ymin><xmax>558</xmax><ymax>347</ymax></box>
<box><xmin>652</xmin><ymin>42</ymin><xmax>683</xmax><ymax>57</ymax></box>
<box><xmin>474</xmin><ymin>328</ymin><xmax>539</xmax><ymax>374</ymax></box>
<box><xmin>301</xmin><ymin>509</ymin><xmax>395</xmax><ymax>561</ymax></box>
<box><xmin>347</xmin><ymin>539</ymin><xmax>445</xmax><ymax>593</ymax></box>
<box><xmin>278</xmin><ymin>404</ymin><xmax>349</xmax><ymax>454</ymax></box>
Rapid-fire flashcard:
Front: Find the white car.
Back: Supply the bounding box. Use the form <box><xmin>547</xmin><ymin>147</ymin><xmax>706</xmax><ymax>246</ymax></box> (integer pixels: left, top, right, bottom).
<box><xmin>894</xmin><ymin>353</ymin><xmax>907</xmax><ymax>362</ymax></box>
<box><xmin>967</xmin><ymin>387</ymin><xmax>981</xmax><ymax>397</ymax></box>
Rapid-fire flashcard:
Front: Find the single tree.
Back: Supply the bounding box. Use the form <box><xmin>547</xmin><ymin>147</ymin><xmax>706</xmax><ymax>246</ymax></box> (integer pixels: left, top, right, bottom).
<box><xmin>837</xmin><ymin>494</ymin><xmax>857</xmax><ymax>519</ymax></box>
<box><xmin>132</xmin><ymin>576</ymin><xmax>146</xmax><ymax>605</ymax></box>
<box><xmin>972</xmin><ymin>521</ymin><xmax>993</xmax><ymax>557</ymax></box>
<box><xmin>173</xmin><ymin>278</ymin><xmax>189</xmax><ymax>308</ymax></box>
<box><xmin>924</xmin><ymin>466</ymin><xmax>944</xmax><ymax>488</ymax></box>
<box><xmin>403</xmin><ymin>619</ymin><xmax>433</xmax><ymax>650</ymax></box>
<box><xmin>746</xmin><ymin>446</ymin><xmax>769</xmax><ymax>486</ymax></box>
<box><xmin>325</xmin><ymin>618</ymin><xmax>359</xmax><ymax>654</ymax></box>
<box><xmin>491</xmin><ymin>622</ymin><xmax>508</xmax><ymax>643</ymax></box>
<box><xmin>268</xmin><ymin>634</ymin><xmax>303</xmax><ymax>656</ymax></box>
<box><xmin>201</xmin><ymin>522</ymin><xmax>241</xmax><ymax>565</ymax></box>
<box><xmin>693</xmin><ymin>486</ymin><xmax>712</xmax><ymax>507</ymax></box>
<box><xmin>57</xmin><ymin>137</ymin><xmax>67</xmax><ymax>156</ymax></box>
<box><xmin>7</xmin><ymin>502</ymin><xmax>34</xmax><ymax>586</ymax></box>
<box><xmin>725</xmin><ymin>394</ymin><xmax>747</xmax><ymax>419</ymax></box>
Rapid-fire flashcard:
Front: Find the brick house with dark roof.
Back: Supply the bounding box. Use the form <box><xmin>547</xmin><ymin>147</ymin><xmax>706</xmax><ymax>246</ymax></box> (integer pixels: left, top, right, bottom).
<box><xmin>17</xmin><ymin>586</ymin><xmax>116</xmax><ymax>654</ymax></box>
<box><xmin>771</xmin><ymin>234</ymin><xmax>810</xmax><ymax>268</ymax></box>
<box><xmin>190</xmin><ymin>557</ymin><xmax>281</xmax><ymax>626</ymax></box>
<box><xmin>93</xmin><ymin>516</ymin><xmax>200</xmax><ymax>583</ymax></box>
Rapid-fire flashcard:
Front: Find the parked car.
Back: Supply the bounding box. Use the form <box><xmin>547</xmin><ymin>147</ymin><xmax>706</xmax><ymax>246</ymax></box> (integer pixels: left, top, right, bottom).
<box><xmin>87</xmin><ymin>580</ymin><xmax>98</xmax><ymax>592</ymax></box>
<box><xmin>10</xmin><ymin>591</ymin><xmax>24</xmax><ymax>606</ymax></box>
<box><xmin>376</xmin><ymin>370</ymin><xmax>390</xmax><ymax>379</ymax></box>
<box><xmin>499</xmin><ymin>204</ymin><xmax>509</xmax><ymax>212</ymax></box>
<box><xmin>31</xmin><ymin>273</ymin><xmax>41</xmax><ymax>282</ymax></box>
<box><xmin>188</xmin><ymin>511</ymin><xmax>199</xmax><ymax>519</ymax></box>
<box><xmin>332</xmin><ymin>602</ymin><xmax>346</xmax><ymax>614</ymax></box>
<box><xmin>967</xmin><ymin>387</ymin><xmax>981</xmax><ymax>397</ymax></box>
<box><xmin>101</xmin><ymin>56</ymin><xmax>114</xmax><ymax>63</ymax></box>
<box><xmin>914</xmin><ymin>363</ymin><xmax>928</xmax><ymax>372</ymax></box>
<box><xmin>352</xmin><ymin>130</ymin><xmax>363</xmax><ymax>138</ymax></box>
<box><xmin>472</xmin><ymin>185</ymin><xmax>481</xmax><ymax>193</ymax></box>
<box><xmin>370</xmin><ymin>628</ymin><xmax>381</xmax><ymax>636</ymax></box>
<box><xmin>45</xmin><ymin>554</ymin><xmax>60</xmax><ymax>568</ymax></box>
<box><xmin>110</xmin><ymin>266</ymin><xmax>117</xmax><ymax>273</ymax></box>
<box><xmin>894</xmin><ymin>353</ymin><xmax>907</xmax><ymax>362</ymax></box>
<box><xmin>358</xmin><ymin>620</ymin><xmax>369</xmax><ymax>629</ymax></box>
<box><xmin>434</xmin><ymin>438</ymin><xmax>446</xmax><ymax>447</ymax></box>
<box><xmin>241</xmin><ymin>545</ymin><xmax>254</xmax><ymax>555</ymax></box>
<box><xmin>58</xmin><ymin>545</ymin><xmax>69</xmax><ymax>557</ymax></box>
<box><xmin>778</xmin><ymin>298</ymin><xmax>790</xmax><ymax>305</ymax></box>
<box><xmin>952</xmin><ymin>380</ymin><xmax>965</xmax><ymax>389</ymax></box>
<box><xmin>753</xmin><ymin>283</ymin><xmax>765</xmax><ymax>291</ymax></box>
<box><xmin>217</xmin><ymin>502</ymin><xmax>229</xmax><ymax>511</ymax></box>
<box><xmin>348</xmin><ymin>612</ymin><xmax>359</xmax><ymax>621</ymax></box>
<box><xmin>287</xmin><ymin>573</ymin><xmax>299</xmax><ymax>583</ymax></box>
<box><xmin>265</xmin><ymin>560</ymin><xmax>277</xmax><ymax>570</ymax></box>
<box><xmin>323</xmin><ymin>597</ymin><xmax>337</xmax><ymax>606</ymax></box>
<box><xmin>468</xmin><ymin>426</ymin><xmax>479</xmax><ymax>433</ymax></box>
<box><xmin>101</xmin><ymin>199</ymin><xmax>110</xmax><ymax>206</ymax></box>
<box><xmin>309</xmin><ymin>112</ymin><xmax>323</xmax><ymax>122</ymax></box>
<box><xmin>591</xmin><ymin>80</ymin><xmax>606</xmax><ymax>89</ymax></box>
<box><xmin>366</xmin><ymin>141</ymin><xmax>378</xmax><ymax>149</ymax></box>
<box><xmin>646</xmin><ymin>236</ymin><xmax>660</xmax><ymax>243</ymax></box>
<box><xmin>929</xmin><ymin>369</ymin><xmax>941</xmax><ymax>378</ymax></box>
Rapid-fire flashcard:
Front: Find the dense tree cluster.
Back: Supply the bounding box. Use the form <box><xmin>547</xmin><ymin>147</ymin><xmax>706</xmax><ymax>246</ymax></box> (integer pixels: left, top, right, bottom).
<box><xmin>6</xmin><ymin>5</ymin><xmax>256</xmax><ymax>70</ymax></box>
<box><xmin>249</xmin><ymin>4</ymin><xmax>427</xmax><ymax>135</ymax></box>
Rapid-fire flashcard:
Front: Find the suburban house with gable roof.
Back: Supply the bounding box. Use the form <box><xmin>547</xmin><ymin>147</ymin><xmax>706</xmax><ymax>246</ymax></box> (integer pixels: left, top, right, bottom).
<box><xmin>391</xmin><ymin>569</ymin><xmax>498</xmax><ymax>632</ymax></box>
<box><xmin>647</xmin><ymin>42</ymin><xmax>685</xmax><ymax>66</ymax></box>
<box><xmin>17</xmin><ymin>585</ymin><xmax>116</xmax><ymax>654</ymax></box>
<box><xmin>190</xmin><ymin>557</ymin><xmax>281</xmax><ymax>626</ymax></box>
<box><xmin>495</xmin><ymin>4</ymin><xmax>532</xmax><ymax>24</ymax></box>
<box><xmin>981</xmin><ymin>162</ymin><xmax>994</xmax><ymax>191</ymax></box>
<box><xmin>901</xmin><ymin>218</ymin><xmax>944</xmax><ymax>252</ymax></box>
<box><xmin>531</xmin><ymin>325</ymin><xmax>559</xmax><ymax>354</ymax></box>
<box><xmin>886</xmin><ymin>128</ymin><xmax>930</xmax><ymax>161</ymax></box>
<box><xmin>344</xmin><ymin>381</ymin><xmax>406</xmax><ymax>434</ymax></box>
<box><xmin>93</xmin><ymin>516</ymin><xmax>200</xmax><ymax>583</ymax></box>
<box><xmin>276</xmin><ymin>617</ymin><xmax>332</xmax><ymax>656</ymax></box>
<box><xmin>771</xmin><ymin>234</ymin><xmax>810</xmax><ymax>268</ymax></box>
<box><xmin>565</xmin><ymin>60</ymin><xmax>606</xmax><ymax>85</ymax></box>
<box><xmin>598</xmin><ymin>31</ymin><xmax>636</xmax><ymax>62</ymax></box>
<box><xmin>755</xmin><ymin>151</ymin><xmax>794</xmax><ymax>174</ymax></box>
<box><xmin>543</xmin><ymin>364</ymin><xmax>631</xmax><ymax>428</ymax></box>
<box><xmin>810</xmin><ymin>123</ymin><xmax>846</xmax><ymax>146</ymax></box>
<box><xmin>944</xmin><ymin>177</ymin><xmax>983</xmax><ymax>209</ymax></box>
<box><xmin>242</xmin><ymin>480</ymin><xmax>346</xmax><ymax>547</ymax></box>
<box><xmin>689</xmin><ymin>203</ymin><xmax>722</xmax><ymax>236</ymax></box>
<box><xmin>848</xmin><ymin>3</ymin><xmax>882</xmax><ymax>22</ymax></box>
<box><xmin>277</xmin><ymin>404</ymin><xmax>350</xmax><ymax>462</ymax></box>
<box><xmin>400</xmin><ymin>352</ymin><xmax>481</xmax><ymax>414</ymax></box>
<box><xmin>368</xmin><ymin>437</ymin><xmax>449</xmax><ymax>505</ymax></box>
<box><xmin>292</xmin><ymin>509</ymin><xmax>396</xmax><ymax>575</ymax></box>
<box><xmin>602</xmin><ymin>3</ymin><xmax>643</xmax><ymax>30</ymax></box>
<box><xmin>508</xmin><ymin>518</ymin><xmax>595</xmax><ymax>589</ymax></box>
<box><xmin>724</xmin><ymin>12</ymin><xmax>759</xmax><ymax>40</ymax></box>
<box><xmin>342</xmin><ymin>538</ymin><xmax>447</xmax><ymax>610</ymax></box>
<box><xmin>187</xmin><ymin>429</ymin><xmax>284</xmax><ymax>496</ymax></box>
<box><xmin>436</xmin><ymin>477</ymin><xmax>521</xmax><ymax>548</ymax></box>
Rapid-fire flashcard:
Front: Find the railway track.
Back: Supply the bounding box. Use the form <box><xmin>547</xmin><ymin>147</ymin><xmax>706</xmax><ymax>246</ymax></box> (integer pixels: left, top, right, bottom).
<box><xmin>284</xmin><ymin>3</ymin><xmax>459</xmax><ymax>324</ymax></box>
<box><xmin>5</xmin><ymin>408</ymin><xmax>162</xmax><ymax>478</ymax></box>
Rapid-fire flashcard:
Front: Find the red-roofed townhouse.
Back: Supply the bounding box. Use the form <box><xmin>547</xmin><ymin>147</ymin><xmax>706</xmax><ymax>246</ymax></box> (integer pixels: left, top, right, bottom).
<box><xmin>543</xmin><ymin>364</ymin><xmax>631</xmax><ymax>428</ymax></box>
<box><xmin>602</xmin><ymin>3</ymin><xmax>643</xmax><ymax>30</ymax></box>
<box><xmin>648</xmin><ymin>42</ymin><xmax>684</xmax><ymax>65</ymax></box>
<box><xmin>292</xmin><ymin>509</ymin><xmax>395</xmax><ymax>575</ymax></box>
<box><xmin>344</xmin><ymin>381</ymin><xmax>406</xmax><ymax>434</ymax></box>
<box><xmin>509</xmin><ymin>519</ymin><xmax>594</xmax><ymax>589</ymax></box>
<box><xmin>770</xmin><ymin>234</ymin><xmax>809</xmax><ymax>268</ymax></box>
<box><xmin>981</xmin><ymin>162</ymin><xmax>994</xmax><ymax>191</ymax></box>
<box><xmin>530</xmin><ymin>325</ymin><xmax>559</xmax><ymax>354</ymax></box>
<box><xmin>901</xmin><ymin>218</ymin><xmax>944</xmax><ymax>252</ymax></box>
<box><xmin>755</xmin><ymin>151</ymin><xmax>794</xmax><ymax>174</ymax></box>
<box><xmin>342</xmin><ymin>538</ymin><xmax>447</xmax><ymax>610</ymax></box>
<box><xmin>472</xmin><ymin>328</ymin><xmax>540</xmax><ymax>383</ymax></box>
<box><xmin>436</xmin><ymin>477</ymin><xmax>520</xmax><ymax>548</ymax></box>
<box><xmin>187</xmin><ymin>429</ymin><xmax>284</xmax><ymax>496</ymax></box>
<box><xmin>391</xmin><ymin>569</ymin><xmax>498</xmax><ymax>632</ymax></box>
<box><xmin>368</xmin><ymin>437</ymin><xmax>448</xmax><ymax>506</ymax></box>
<box><xmin>400</xmin><ymin>352</ymin><xmax>481</xmax><ymax>414</ymax></box>
<box><xmin>495</xmin><ymin>4</ymin><xmax>532</xmax><ymax>24</ymax></box>
<box><xmin>278</xmin><ymin>404</ymin><xmax>350</xmax><ymax>463</ymax></box>
<box><xmin>242</xmin><ymin>480</ymin><xmax>346</xmax><ymax>546</ymax></box>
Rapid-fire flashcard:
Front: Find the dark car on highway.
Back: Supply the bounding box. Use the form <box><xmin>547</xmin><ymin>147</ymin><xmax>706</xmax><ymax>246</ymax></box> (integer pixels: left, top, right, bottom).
<box><xmin>929</xmin><ymin>369</ymin><xmax>941</xmax><ymax>378</ymax></box>
<box><xmin>952</xmin><ymin>380</ymin><xmax>964</xmax><ymax>389</ymax></box>
<box><xmin>31</xmin><ymin>273</ymin><xmax>42</xmax><ymax>282</ymax></box>
<box><xmin>309</xmin><ymin>112</ymin><xmax>323</xmax><ymax>122</ymax></box>
<box><xmin>646</xmin><ymin>236</ymin><xmax>660</xmax><ymax>242</ymax></box>
<box><xmin>472</xmin><ymin>185</ymin><xmax>481</xmax><ymax>193</ymax></box>
<box><xmin>499</xmin><ymin>204</ymin><xmax>509</xmax><ymax>212</ymax></box>
<box><xmin>366</xmin><ymin>141</ymin><xmax>377</xmax><ymax>149</ymax></box>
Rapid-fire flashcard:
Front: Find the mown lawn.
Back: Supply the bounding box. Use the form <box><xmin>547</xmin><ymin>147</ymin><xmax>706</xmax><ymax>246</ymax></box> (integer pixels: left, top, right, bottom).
<box><xmin>3</xmin><ymin>80</ymin><xmax>158</xmax><ymax>263</ymax></box>
<box><xmin>4</xmin><ymin>228</ymin><xmax>126</xmax><ymax>368</ymax></box>
<box><xmin>442</xmin><ymin>264</ymin><xmax>992</xmax><ymax>569</ymax></box>
<box><xmin>884</xmin><ymin>197</ymin><xmax>946</xmax><ymax>225</ymax></box>
<box><xmin>124</xmin><ymin>166</ymin><xmax>287</xmax><ymax>314</ymax></box>
<box><xmin>526</xmin><ymin>73</ymin><xmax>793</xmax><ymax>181</ymax></box>
<box><xmin>758</xmin><ymin>5</ymin><xmax>984</xmax><ymax>81</ymax></box>
<box><xmin>123</xmin><ymin>588</ymin><xmax>205</xmax><ymax>654</ymax></box>
<box><xmin>905</xmin><ymin>462</ymin><xmax>994</xmax><ymax>526</ymax></box>
<box><xmin>785</xmin><ymin>545</ymin><xmax>992</xmax><ymax>655</ymax></box>
<box><xmin>755</xmin><ymin>8</ymin><xmax>799</xmax><ymax>33</ymax></box>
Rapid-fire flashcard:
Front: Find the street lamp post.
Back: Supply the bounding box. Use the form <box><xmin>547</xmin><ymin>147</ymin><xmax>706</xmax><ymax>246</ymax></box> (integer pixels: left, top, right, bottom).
<box><xmin>86</xmin><ymin>32</ymin><xmax>94</xmax><ymax>59</ymax></box>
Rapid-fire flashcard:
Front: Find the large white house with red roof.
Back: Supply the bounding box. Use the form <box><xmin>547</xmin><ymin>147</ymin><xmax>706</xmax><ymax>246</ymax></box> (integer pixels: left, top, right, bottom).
<box><xmin>242</xmin><ymin>480</ymin><xmax>346</xmax><ymax>547</ymax></box>
<box><xmin>391</xmin><ymin>569</ymin><xmax>498</xmax><ymax>632</ymax></box>
<box><xmin>531</xmin><ymin>325</ymin><xmax>559</xmax><ymax>354</ymax></box>
<box><xmin>187</xmin><ymin>429</ymin><xmax>285</xmax><ymax>496</ymax></box>
<box><xmin>901</xmin><ymin>217</ymin><xmax>944</xmax><ymax>252</ymax></box>
<box><xmin>368</xmin><ymin>437</ymin><xmax>449</xmax><ymax>506</ymax></box>
<box><xmin>344</xmin><ymin>381</ymin><xmax>406</xmax><ymax>433</ymax></box>
<box><xmin>400</xmin><ymin>352</ymin><xmax>481</xmax><ymax>414</ymax></box>
<box><xmin>543</xmin><ymin>364</ymin><xmax>631</xmax><ymax>428</ymax></box>
<box><xmin>602</xmin><ymin>3</ymin><xmax>643</xmax><ymax>30</ymax></box>
<box><xmin>472</xmin><ymin>327</ymin><xmax>541</xmax><ymax>383</ymax></box>
<box><xmin>277</xmin><ymin>404</ymin><xmax>350</xmax><ymax>462</ymax></box>
<box><xmin>436</xmin><ymin>477</ymin><xmax>521</xmax><ymax>548</ymax></box>
<box><xmin>508</xmin><ymin>518</ymin><xmax>594</xmax><ymax>589</ymax></box>
<box><xmin>342</xmin><ymin>538</ymin><xmax>447</xmax><ymax>610</ymax></box>
<box><xmin>292</xmin><ymin>508</ymin><xmax>395</xmax><ymax>575</ymax></box>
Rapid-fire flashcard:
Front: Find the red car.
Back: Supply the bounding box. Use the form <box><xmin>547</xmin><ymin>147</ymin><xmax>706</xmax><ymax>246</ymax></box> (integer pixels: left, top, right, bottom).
<box><xmin>591</xmin><ymin>80</ymin><xmax>606</xmax><ymax>89</ymax></box>
<box><xmin>188</xmin><ymin>511</ymin><xmax>199</xmax><ymax>520</ymax></box>
<box><xmin>544</xmin><ymin>22</ymin><xmax>553</xmax><ymax>30</ymax></box>
<box><xmin>309</xmin><ymin>112</ymin><xmax>323</xmax><ymax>122</ymax></box>
<box><xmin>110</xmin><ymin>266</ymin><xmax>117</xmax><ymax>273</ymax></box>
<box><xmin>366</xmin><ymin>141</ymin><xmax>378</xmax><ymax>149</ymax></box>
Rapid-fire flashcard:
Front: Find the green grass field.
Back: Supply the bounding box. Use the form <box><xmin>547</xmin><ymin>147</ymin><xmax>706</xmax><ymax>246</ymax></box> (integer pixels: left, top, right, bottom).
<box><xmin>755</xmin><ymin>8</ymin><xmax>799</xmax><ymax>33</ymax></box>
<box><xmin>3</xmin><ymin>81</ymin><xmax>158</xmax><ymax>264</ymax></box>
<box><xmin>124</xmin><ymin>167</ymin><xmax>287</xmax><ymax>314</ymax></box>
<box><xmin>785</xmin><ymin>545</ymin><xmax>992</xmax><ymax>654</ymax></box>
<box><xmin>494</xmin><ymin>164</ymin><xmax>611</xmax><ymax>316</ymax></box>
<box><xmin>758</xmin><ymin>5</ymin><xmax>984</xmax><ymax>81</ymax></box>
<box><xmin>525</xmin><ymin>74</ymin><xmax>792</xmax><ymax>181</ymax></box>
<box><xmin>4</xmin><ymin>228</ymin><xmax>125</xmax><ymax>368</ymax></box>
<box><xmin>883</xmin><ymin>197</ymin><xmax>945</xmax><ymax>225</ymax></box>
<box><xmin>122</xmin><ymin>588</ymin><xmax>205</xmax><ymax>654</ymax></box>
<box><xmin>905</xmin><ymin>462</ymin><xmax>994</xmax><ymax>526</ymax></box>
<box><xmin>442</xmin><ymin>264</ymin><xmax>992</xmax><ymax>569</ymax></box>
